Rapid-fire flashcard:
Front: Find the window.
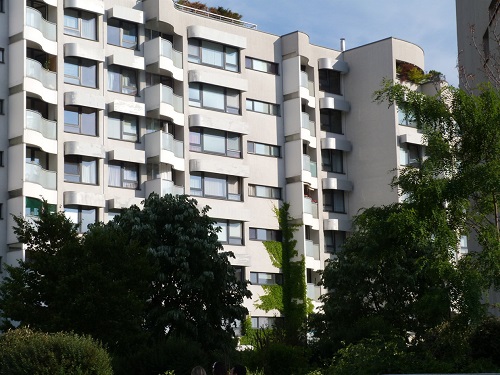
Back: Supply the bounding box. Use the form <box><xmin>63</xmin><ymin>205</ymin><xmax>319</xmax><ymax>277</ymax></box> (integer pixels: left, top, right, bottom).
<box><xmin>400</xmin><ymin>143</ymin><xmax>423</xmax><ymax>166</ymax></box>
<box><xmin>248</xmin><ymin>184</ymin><xmax>281</xmax><ymax>199</ymax></box>
<box><xmin>397</xmin><ymin>107</ymin><xmax>416</xmax><ymax>127</ymax></box>
<box><xmin>245</xmin><ymin>57</ymin><xmax>278</xmax><ymax>74</ymax></box>
<box><xmin>319</xmin><ymin>69</ymin><xmax>341</xmax><ymax>94</ymax></box>
<box><xmin>64</xmin><ymin>8</ymin><xmax>97</xmax><ymax>40</ymax></box>
<box><xmin>460</xmin><ymin>235</ymin><xmax>468</xmax><ymax>252</ymax></box>
<box><xmin>0</xmin><ymin>99</ymin><xmax>3</xmax><ymax>115</ymax></box>
<box><xmin>0</xmin><ymin>48</ymin><xmax>4</xmax><ymax>63</ymax></box>
<box><xmin>188</xmin><ymin>39</ymin><xmax>239</xmax><ymax>72</ymax></box>
<box><xmin>107</xmin><ymin>18</ymin><xmax>138</xmax><ymax>49</ymax></box>
<box><xmin>324</xmin><ymin>230</ymin><xmax>346</xmax><ymax>254</ymax></box>
<box><xmin>26</xmin><ymin>146</ymin><xmax>48</xmax><ymax>169</ymax></box>
<box><xmin>234</xmin><ymin>266</ymin><xmax>245</xmax><ymax>282</ymax></box>
<box><xmin>320</xmin><ymin>109</ymin><xmax>342</xmax><ymax>133</ymax></box>
<box><xmin>64</xmin><ymin>155</ymin><xmax>98</xmax><ymax>184</ymax></box>
<box><xmin>0</xmin><ymin>0</ymin><xmax>4</xmax><ymax>13</ymax></box>
<box><xmin>64</xmin><ymin>57</ymin><xmax>97</xmax><ymax>88</ymax></box>
<box><xmin>189</xmin><ymin>83</ymin><xmax>240</xmax><ymax>114</ymax></box>
<box><xmin>323</xmin><ymin>190</ymin><xmax>346</xmax><ymax>213</ymax></box>
<box><xmin>108</xmin><ymin>114</ymin><xmax>138</xmax><ymax>141</ymax></box>
<box><xmin>64</xmin><ymin>106</ymin><xmax>97</xmax><ymax>136</ymax></box>
<box><xmin>249</xmin><ymin>227</ymin><xmax>281</xmax><ymax>241</ymax></box>
<box><xmin>251</xmin><ymin>316</ymin><xmax>283</xmax><ymax>329</ymax></box>
<box><xmin>0</xmin><ymin>151</ymin><xmax>3</xmax><ymax>167</ymax></box>
<box><xmin>108</xmin><ymin>65</ymin><xmax>138</xmax><ymax>95</ymax></box>
<box><xmin>0</xmin><ymin>203</ymin><xmax>2</xmax><ymax>220</ymax></box>
<box><xmin>108</xmin><ymin>161</ymin><xmax>139</xmax><ymax>189</ymax></box>
<box><xmin>190</xmin><ymin>172</ymin><xmax>241</xmax><ymax>201</ymax></box>
<box><xmin>189</xmin><ymin>127</ymin><xmax>241</xmax><ymax>157</ymax></box>
<box><xmin>25</xmin><ymin>197</ymin><xmax>56</xmax><ymax>217</ymax></box>
<box><xmin>64</xmin><ymin>206</ymin><xmax>97</xmax><ymax>233</ymax></box>
<box><xmin>322</xmin><ymin>149</ymin><xmax>344</xmax><ymax>173</ymax></box>
<box><xmin>250</xmin><ymin>272</ymin><xmax>283</xmax><ymax>285</ymax></box>
<box><xmin>215</xmin><ymin>220</ymin><xmax>243</xmax><ymax>245</ymax></box>
<box><xmin>246</xmin><ymin>99</ymin><xmax>279</xmax><ymax>116</ymax></box>
<box><xmin>107</xmin><ymin>210</ymin><xmax>121</xmax><ymax>222</ymax></box>
<box><xmin>247</xmin><ymin>141</ymin><xmax>280</xmax><ymax>157</ymax></box>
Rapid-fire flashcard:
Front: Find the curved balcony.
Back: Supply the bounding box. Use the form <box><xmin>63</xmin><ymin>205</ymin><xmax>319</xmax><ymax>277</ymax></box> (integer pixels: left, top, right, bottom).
<box><xmin>301</xmin><ymin>112</ymin><xmax>316</xmax><ymax>147</ymax></box>
<box><xmin>145</xmin><ymin>178</ymin><xmax>184</xmax><ymax>197</ymax></box>
<box><xmin>145</xmin><ymin>131</ymin><xmax>185</xmax><ymax>171</ymax></box>
<box><xmin>24</xmin><ymin>162</ymin><xmax>57</xmax><ymax>203</ymax></box>
<box><xmin>25</xmin><ymin>110</ymin><xmax>57</xmax><ymax>154</ymax></box>
<box><xmin>299</xmin><ymin>71</ymin><xmax>315</xmax><ymax>108</ymax></box>
<box><xmin>25</xmin><ymin>7</ymin><xmax>57</xmax><ymax>55</ymax></box>
<box><xmin>302</xmin><ymin>154</ymin><xmax>318</xmax><ymax>189</ymax></box>
<box><xmin>26</xmin><ymin>58</ymin><xmax>57</xmax><ymax>104</ymax></box>
<box><xmin>305</xmin><ymin>239</ymin><xmax>321</xmax><ymax>270</ymax></box>
<box><xmin>303</xmin><ymin>196</ymin><xmax>319</xmax><ymax>229</ymax></box>
<box><xmin>145</xmin><ymin>38</ymin><xmax>183</xmax><ymax>81</ymax></box>
<box><xmin>145</xmin><ymin>84</ymin><xmax>184</xmax><ymax>126</ymax></box>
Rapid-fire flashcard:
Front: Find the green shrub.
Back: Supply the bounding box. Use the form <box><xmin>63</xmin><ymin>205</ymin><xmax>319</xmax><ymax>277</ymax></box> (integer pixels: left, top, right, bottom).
<box><xmin>0</xmin><ymin>328</ymin><xmax>113</xmax><ymax>375</ymax></box>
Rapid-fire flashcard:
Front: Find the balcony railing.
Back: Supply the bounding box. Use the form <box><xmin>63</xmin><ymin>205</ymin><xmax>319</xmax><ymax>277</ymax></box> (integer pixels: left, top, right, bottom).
<box><xmin>26</xmin><ymin>58</ymin><xmax>56</xmax><ymax>90</ymax></box>
<box><xmin>161</xmin><ymin>84</ymin><xmax>184</xmax><ymax>113</ymax></box>
<box><xmin>302</xmin><ymin>154</ymin><xmax>318</xmax><ymax>178</ymax></box>
<box><xmin>307</xmin><ymin>283</ymin><xmax>321</xmax><ymax>300</ymax></box>
<box><xmin>305</xmin><ymin>239</ymin><xmax>320</xmax><ymax>260</ymax></box>
<box><xmin>26</xmin><ymin>110</ymin><xmax>57</xmax><ymax>140</ymax></box>
<box><xmin>304</xmin><ymin>197</ymin><xmax>319</xmax><ymax>219</ymax></box>
<box><xmin>161</xmin><ymin>132</ymin><xmax>184</xmax><ymax>158</ymax></box>
<box><xmin>26</xmin><ymin>6</ymin><xmax>56</xmax><ymax>41</ymax></box>
<box><xmin>301</xmin><ymin>112</ymin><xmax>316</xmax><ymax>136</ymax></box>
<box><xmin>160</xmin><ymin>38</ymin><xmax>183</xmax><ymax>69</ymax></box>
<box><xmin>300</xmin><ymin>71</ymin><xmax>314</xmax><ymax>93</ymax></box>
<box><xmin>25</xmin><ymin>162</ymin><xmax>57</xmax><ymax>190</ymax></box>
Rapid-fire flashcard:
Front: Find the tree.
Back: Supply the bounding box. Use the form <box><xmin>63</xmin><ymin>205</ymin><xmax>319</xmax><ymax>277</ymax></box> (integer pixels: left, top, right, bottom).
<box><xmin>113</xmin><ymin>193</ymin><xmax>251</xmax><ymax>351</ymax></box>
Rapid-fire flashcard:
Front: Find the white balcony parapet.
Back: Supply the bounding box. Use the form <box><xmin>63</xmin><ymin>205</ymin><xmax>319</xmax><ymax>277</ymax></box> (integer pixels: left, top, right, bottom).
<box><xmin>305</xmin><ymin>239</ymin><xmax>320</xmax><ymax>260</ymax></box>
<box><xmin>300</xmin><ymin>71</ymin><xmax>308</xmax><ymax>88</ymax></box>
<box><xmin>307</xmin><ymin>283</ymin><xmax>321</xmax><ymax>300</ymax></box>
<box><xmin>161</xmin><ymin>85</ymin><xmax>184</xmax><ymax>113</ymax></box>
<box><xmin>173</xmin><ymin>1</ymin><xmax>257</xmax><ymax>29</ymax></box>
<box><xmin>161</xmin><ymin>38</ymin><xmax>183</xmax><ymax>69</ymax></box>
<box><xmin>145</xmin><ymin>178</ymin><xmax>184</xmax><ymax>197</ymax></box>
<box><xmin>25</xmin><ymin>162</ymin><xmax>57</xmax><ymax>190</ymax></box>
<box><xmin>161</xmin><ymin>132</ymin><xmax>184</xmax><ymax>158</ymax></box>
<box><xmin>26</xmin><ymin>58</ymin><xmax>56</xmax><ymax>90</ymax></box>
<box><xmin>302</xmin><ymin>154</ymin><xmax>318</xmax><ymax>178</ymax></box>
<box><xmin>301</xmin><ymin>112</ymin><xmax>316</xmax><ymax>137</ymax></box>
<box><xmin>304</xmin><ymin>197</ymin><xmax>319</xmax><ymax>219</ymax></box>
<box><xmin>26</xmin><ymin>110</ymin><xmax>57</xmax><ymax>140</ymax></box>
<box><xmin>26</xmin><ymin>6</ymin><xmax>57</xmax><ymax>42</ymax></box>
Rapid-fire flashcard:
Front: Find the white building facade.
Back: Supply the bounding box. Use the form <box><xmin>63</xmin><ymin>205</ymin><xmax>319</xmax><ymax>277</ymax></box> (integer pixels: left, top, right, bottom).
<box><xmin>0</xmin><ymin>0</ymin><xmax>436</xmax><ymax>327</ymax></box>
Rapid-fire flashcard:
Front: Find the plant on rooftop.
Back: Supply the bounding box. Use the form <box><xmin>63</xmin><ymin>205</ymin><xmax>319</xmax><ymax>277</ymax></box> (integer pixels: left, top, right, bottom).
<box><xmin>176</xmin><ymin>0</ymin><xmax>243</xmax><ymax>20</ymax></box>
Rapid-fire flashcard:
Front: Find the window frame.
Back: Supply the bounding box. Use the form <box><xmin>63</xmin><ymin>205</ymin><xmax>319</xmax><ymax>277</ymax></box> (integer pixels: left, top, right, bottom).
<box><xmin>248</xmin><ymin>184</ymin><xmax>281</xmax><ymax>199</ymax></box>
<box><xmin>64</xmin><ymin>205</ymin><xmax>97</xmax><ymax>233</ymax></box>
<box><xmin>320</xmin><ymin>109</ymin><xmax>342</xmax><ymax>133</ymax></box>
<box><xmin>0</xmin><ymin>151</ymin><xmax>3</xmax><ymax>167</ymax></box>
<box><xmin>249</xmin><ymin>227</ymin><xmax>281</xmax><ymax>241</ymax></box>
<box><xmin>107</xmin><ymin>65</ymin><xmax>138</xmax><ymax>96</ymax></box>
<box><xmin>245</xmin><ymin>57</ymin><xmax>278</xmax><ymax>75</ymax></box>
<box><xmin>64</xmin><ymin>155</ymin><xmax>98</xmax><ymax>185</ymax></box>
<box><xmin>107</xmin><ymin>18</ymin><xmax>138</xmax><ymax>49</ymax></box>
<box><xmin>64</xmin><ymin>8</ymin><xmax>97</xmax><ymax>40</ymax></box>
<box><xmin>108</xmin><ymin>161</ymin><xmax>139</xmax><ymax>189</ymax></box>
<box><xmin>189</xmin><ymin>82</ymin><xmax>240</xmax><ymax>114</ymax></box>
<box><xmin>64</xmin><ymin>105</ymin><xmax>98</xmax><ymax>136</ymax></box>
<box><xmin>321</xmin><ymin>149</ymin><xmax>344</xmax><ymax>173</ymax></box>
<box><xmin>250</xmin><ymin>272</ymin><xmax>283</xmax><ymax>286</ymax></box>
<box><xmin>190</xmin><ymin>172</ymin><xmax>241</xmax><ymax>201</ymax></box>
<box><xmin>246</xmin><ymin>99</ymin><xmax>280</xmax><ymax>116</ymax></box>
<box><xmin>107</xmin><ymin>113</ymin><xmax>139</xmax><ymax>142</ymax></box>
<box><xmin>188</xmin><ymin>38</ymin><xmax>239</xmax><ymax>72</ymax></box>
<box><xmin>215</xmin><ymin>219</ymin><xmax>244</xmax><ymax>245</ymax></box>
<box><xmin>0</xmin><ymin>99</ymin><xmax>4</xmax><ymax>115</ymax></box>
<box><xmin>319</xmin><ymin>69</ymin><xmax>341</xmax><ymax>94</ymax></box>
<box><xmin>0</xmin><ymin>48</ymin><xmax>4</xmax><ymax>63</ymax></box>
<box><xmin>323</xmin><ymin>189</ymin><xmax>346</xmax><ymax>213</ymax></box>
<box><xmin>189</xmin><ymin>127</ymin><xmax>241</xmax><ymax>158</ymax></box>
<box><xmin>64</xmin><ymin>57</ymin><xmax>98</xmax><ymax>88</ymax></box>
<box><xmin>247</xmin><ymin>141</ymin><xmax>280</xmax><ymax>157</ymax></box>
<box><xmin>325</xmin><ymin>230</ymin><xmax>346</xmax><ymax>254</ymax></box>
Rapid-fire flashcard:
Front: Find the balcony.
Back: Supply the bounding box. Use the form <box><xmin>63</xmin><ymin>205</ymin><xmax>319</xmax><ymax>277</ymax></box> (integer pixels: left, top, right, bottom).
<box><xmin>144</xmin><ymin>37</ymin><xmax>183</xmax><ymax>81</ymax></box>
<box><xmin>305</xmin><ymin>239</ymin><xmax>320</xmax><ymax>260</ymax></box>
<box><xmin>302</xmin><ymin>154</ymin><xmax>317</xmax><ymax>177</ymax></box>
<box><xmin>145</xmin><ymin>84</ymin><xmax>184</xmax><ymax>126</ymax></box>
<box><xmin>25</xmin><ymin>58</ymin><xmax>57</xmax><ymax>104</ymax></box>
<box><xmin>301</xmin><ymin>112</ymin><xmax>316</xmax><ymax>146</ymax></box>
<box><xmin>307</xmin><ymin>283</ymin><xmax>321</xmax><ymax>301</ymax></box>
<box><xmin>25</xmin><ymin>6</ymin><xmax>57</xmax><ymax>55</ymax></box>
<box><xmin>26</xmin><ymin>110</ymin><xmax>56</xmax><ymax>140</ymax></box>
<box><xmin>145</xmin><ymin>178</ymin><xmax>184</xmax><ymax>197</ymax></box>
<box><xmin>25</xmin><ymin>162</ymin><xmax>57</xmax><ymax>190</ymax></box>
<box><xmin>304</xmin><ymin>197</ymin><xmax>319</xmax><ymax>219</ymax></box>
<box><xmin>145</xmin><ymin>130</ymin><xmax>185</xmax><ymax>171</ymax></box>
<box><xmin>300</xmin><ymin>71</ymin><xmax>314</xmax><ymax>93</ymax></box>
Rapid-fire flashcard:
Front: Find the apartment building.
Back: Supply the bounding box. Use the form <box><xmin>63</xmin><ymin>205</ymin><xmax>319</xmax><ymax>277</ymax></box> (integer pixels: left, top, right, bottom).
<box><xmin>456</xmin><ymin>0</ymin><xmax>499</xmax><ymax>88</ymax></box>
<box><xmin>0</xmin><ymin>0</ymin><xmax>438</xmax><ymax>327</ymax></box>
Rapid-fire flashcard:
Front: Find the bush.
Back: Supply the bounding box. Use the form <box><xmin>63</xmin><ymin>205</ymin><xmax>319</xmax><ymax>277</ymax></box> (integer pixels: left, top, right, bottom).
<box><xmin>0</xmin><ymin>328</ymin><xmax>113</xmax><ymax>374</ymax></box>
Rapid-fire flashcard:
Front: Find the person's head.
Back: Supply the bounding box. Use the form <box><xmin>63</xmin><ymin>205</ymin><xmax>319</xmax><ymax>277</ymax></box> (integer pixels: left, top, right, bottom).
<box><xmin>230</xmin><ymin>364</ymin><xmax>246</xmax><ymax>375</ymax></box>
<box><xmin>212</xmin><ymin>361</ymin><xmax>227</xmax><ymax>375</ymax></box>
<box><xmin>191</xmin><ymin>366</ymin><xmax>207</xmax><ymax>375</ymax></box>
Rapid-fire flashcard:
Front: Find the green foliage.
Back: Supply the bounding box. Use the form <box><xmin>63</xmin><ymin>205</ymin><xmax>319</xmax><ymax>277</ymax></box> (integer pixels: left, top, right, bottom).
<box><xmin>469</xmin><ymin>316</ymin><xmax>500</xmax><ymax>366</ymax></box>
<box><xmin>176</xmin><ymin>1</ymin><xmax>243</xmax><ymax>19</ymax></box>
<box><xmin>0</xmin><ymin>328</ymin><xmax>113</xmax><ymax>375</ymax></box>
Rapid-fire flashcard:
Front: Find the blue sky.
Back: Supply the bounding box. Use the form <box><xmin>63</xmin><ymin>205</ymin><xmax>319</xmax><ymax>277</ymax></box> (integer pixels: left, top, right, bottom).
<box><xmin>201</xmin><ymin>0</ymin><xmax>459</xmax><ymax>87</ymax></box>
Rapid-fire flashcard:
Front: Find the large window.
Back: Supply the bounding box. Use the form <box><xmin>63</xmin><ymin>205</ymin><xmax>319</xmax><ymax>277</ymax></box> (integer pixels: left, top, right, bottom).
<box><xmin>247</xmin><ymin>141</ymin><xmax>280</xmax><ymax>157</ymax></box>
<box><xmin>108</xmin><ymin>161</ymin><xmax>139</xmax><ymax>189</ymax></box>
<box><xmin>64</xmin><ymin>8</ymin><xmax>97</xmax><ymax>40</ymax></box>
<box><xmin>188</xmin><ymin>39</ymin><xmax>239</xmax><ymax>72</ymax></box>
<box><xmin>108</xmin><ymin>65</ymin><xmax>138</xmax><ymax>95</ymax></box>
<box><xmin>319</xmin><ymin>69</ymin><xmax>341</xmax><ymax>94</ymax></box>
<box><xmin>64</xmin><ymin>57</ymin><xmax>97</xmax><ymax>88</ymax></box>
<box><xmin>251</xmin><ymin>316</ymin><xmax>283</xmax><ymax>329</ymax></box>
<box><xmin>25</xmin><ymin>197</ymin><xmax>56</xmax><ymax>217</ymax></box>
<box><xmin>26</xmin><ymin>146</ymin><xmax>48</xmax><ymax>169</ymax></box>
<box><xmin>64</xmin><ymin>106</ymin><xmax>97</xmax><ymax>136</ymax></box>
<box><xmin>190</xmin><ymin>172</ymin><xmax>241</xmax><ymax>201</ymax></box>
<box><xmin>322</xmin><ymin>149</ymin><xmax>344</xmax><ymax>173</ymax></box>
<box><xmin>189</xmin><ymin>127</ymin><xmax>241</xmax><ymax>157</ymax></box>
<box><xmin>245</xmin><ymin>57</ymin><xmax>278</xmax><ymax>74</ymax></box>
<box><xmin>215</xmin><ymin>219</ymin><xmax>243</xmax><ymax>245</ymax></box>
<box><xmin>397</xmin><ymin>107</ymin><xmax>416</xmax><ymax>127</ymax></box>
<box><xmin>108</xmin><ymin>114</ymin><xmax>138</xmax><ymax>142</ymax></box>
<box><xmin>64</xmin><ymin>156</ymin><xmax>98</xmax><ymax>184</ymax></box>
<box><xmin>320</xmin><ymin>109</ymin><xmax>342</xmax><ymax>133</ymax></box>
<box><xmin>323</xmin><ymin>190</ymin><xmax>345</xmax><ymax>213</ymax></box>
<box><xmin>400</xmin><ymin>143</ymin><xmax>423</xmax><ymax>166</ymax></box>
<box><xmin>250</xmin><ymin>272</ymin><xmax>283</xmax><ymax>285</ymax></box>
<box><xmin>246</xmin><ymin>99</ymin><xmax>279</xmax><ymax>116</ymax></box>
<box><xmin>248</xmin><ymin>184</ymin><xmax>281</xmax><ymax>199</ymax></box>
<box><xmin>64</xmin><ymin>206</ymin><xmax>97</xmax><ymax>233</ymax></box>
<box><xmin>189</xmin><ymin>83</ymin><xmax>240</xmax><ymax>114</ymax></box>
<box><xmin>107</xmin><ymin>18</ymin><xmax>137</xmax><ymax>49</ymax></box>
<box><xmin>324</xmin><ymin>230</ymin><xmax>346</xmax><ymax>254</ymax></box>
<box><xmin>249</xmin><ymin>227</ymin><xmax>281</xmax><ymax>241</ymax></box>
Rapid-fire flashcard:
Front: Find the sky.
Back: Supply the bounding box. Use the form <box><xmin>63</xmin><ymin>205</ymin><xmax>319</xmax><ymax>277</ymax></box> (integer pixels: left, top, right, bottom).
<box><xmin>201</xmin><ymin>0</ymin><xmax>459</xmax><ymax>87</ymax></box>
